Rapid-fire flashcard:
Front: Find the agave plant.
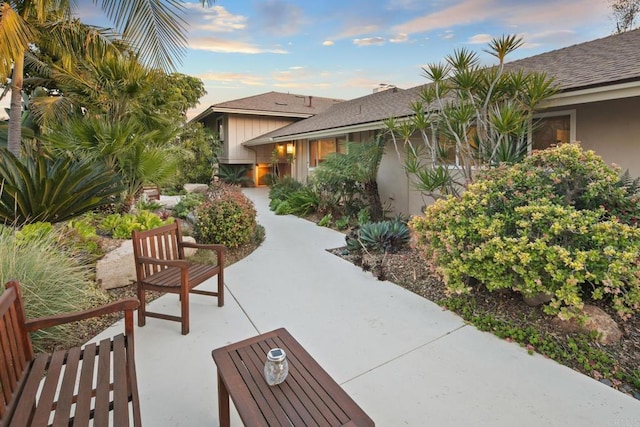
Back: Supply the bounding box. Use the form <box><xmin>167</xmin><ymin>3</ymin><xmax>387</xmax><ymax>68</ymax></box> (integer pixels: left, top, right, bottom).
<box><xmin>0</xmin><ymin>148</ymin><xmax>124</xmax><ymax>224</ymax></box>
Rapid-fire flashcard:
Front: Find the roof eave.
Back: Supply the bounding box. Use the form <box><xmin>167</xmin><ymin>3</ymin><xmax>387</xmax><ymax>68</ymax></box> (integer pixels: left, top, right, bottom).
<box><xmin>243</xmin><ymin>120</ymin><xmax>393</xmax><ymax>146</ymax></box>
<box><xmin>542</xmin><ymin>80</ymin><xmax>640</xmax><ymax>108</ymax></box>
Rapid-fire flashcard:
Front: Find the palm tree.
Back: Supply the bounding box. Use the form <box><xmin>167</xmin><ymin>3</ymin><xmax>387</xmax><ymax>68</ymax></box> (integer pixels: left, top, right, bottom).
<box><xmin>0</xmin><ymin>0</ymin><xmax>208</xmax><ymax>157</ymax></box>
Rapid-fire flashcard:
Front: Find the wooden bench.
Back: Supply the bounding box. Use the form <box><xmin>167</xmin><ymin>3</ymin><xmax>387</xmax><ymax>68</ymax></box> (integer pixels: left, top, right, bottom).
<box><xmin>0</xmin><ymin>280</ymin><xmax>141</xmax><ymax>426</ymax></box>
<box><xmin>132</xmin><ymin>219</ymin><xmax>226</xmax><ymax>335</ymax></box>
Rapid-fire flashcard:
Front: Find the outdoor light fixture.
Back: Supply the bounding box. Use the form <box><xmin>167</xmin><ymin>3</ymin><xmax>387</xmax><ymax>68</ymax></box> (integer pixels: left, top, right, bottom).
<box><xmin>286</xmin><ymin>143</ymin><xmax>294</xmax><ymax>154</ymax></box>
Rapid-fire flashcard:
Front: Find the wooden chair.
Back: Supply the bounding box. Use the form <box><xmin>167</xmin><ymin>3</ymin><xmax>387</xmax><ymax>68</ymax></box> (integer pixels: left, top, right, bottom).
<box><xmin>132</xmin><ymin>219</ymin><xmax>225</xmax><ymax>335</ymax></box>
<box><xmin>0</xmin><ymin>280</ymin><xmax>141</xmax><ymax>426</ymax></box>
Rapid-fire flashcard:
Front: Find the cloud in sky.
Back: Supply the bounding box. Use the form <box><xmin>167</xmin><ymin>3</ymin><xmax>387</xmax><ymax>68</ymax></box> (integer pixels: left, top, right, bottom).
<box><xmin>335</xmin><ymin>24</ymin><xmax>381</xmax><ymax>39</ymax></box>
<box><xmin>322</xmin><ymin>40</ymin><xmax>334</xmax><ymax>46</ymax></box>
<box><xmin>392</xmin><ymin>0</ymin><xmax>609</xmax><ymax>36</ymax></box>
<box><xmin>353</xmin><ymin>37</ymin><xmax>386</xmax><ymax>46</ymax></box>
<box><xmin>468</xmin><ymin>33</ymin><xmax>492</xmax><ymax>44</ymax></box>
<box><xmin>189</xmin><ymin>37</ymin><xmax>288</xmax><ymax>54</ymax></box>
<box><xmin>390</xmin><ymin>33</ymin><xmax>409</xmax><ymax>43</ymax></box>
<box><xmin>197</xmin><ymin>72</ymin><xmax>266</xmax><ymax>86</ymax></box>
<box><xmin>183</xmin><ymin>4</ymin><xmax>246</xmax><ymax>33</ymax></box>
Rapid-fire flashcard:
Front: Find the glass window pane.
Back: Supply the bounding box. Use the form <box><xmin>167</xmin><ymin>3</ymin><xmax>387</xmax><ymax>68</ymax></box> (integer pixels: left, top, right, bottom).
<box><xmin>532</xmin><ymin>115</ymin><xmax>570</xmax><ymax>151</ymax></box>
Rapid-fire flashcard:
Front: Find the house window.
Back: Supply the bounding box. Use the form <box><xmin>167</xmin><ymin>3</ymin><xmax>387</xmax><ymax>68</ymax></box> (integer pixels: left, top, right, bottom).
<box><xmin>531</xmin><ymin>110</ymin><xmax>575</xmax><ymax>152</ymax></box>
<box><xmin>309</xmin><ymin>137</ymin><xmax>347</xmax><ymax>168</ymax></box>
<box><xmin>217</xmin><ymin>117</ymin><xmax>224</xmax><ymax>141</ymax></box>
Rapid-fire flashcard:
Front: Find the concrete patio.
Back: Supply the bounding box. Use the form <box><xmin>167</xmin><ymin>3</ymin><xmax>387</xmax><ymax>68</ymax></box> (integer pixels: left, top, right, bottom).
<box><xmin>92</xmin><ymin>187</ymin><xmax>640</xmax><ymax>426</ymax></box>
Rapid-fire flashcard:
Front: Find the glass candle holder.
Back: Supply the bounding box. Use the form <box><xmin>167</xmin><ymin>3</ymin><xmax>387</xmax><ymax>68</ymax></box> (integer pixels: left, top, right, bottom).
<box><xmin>264</xmin><ymin>348</ymin><xmax>289</xmax><ymax>386</ymax></box>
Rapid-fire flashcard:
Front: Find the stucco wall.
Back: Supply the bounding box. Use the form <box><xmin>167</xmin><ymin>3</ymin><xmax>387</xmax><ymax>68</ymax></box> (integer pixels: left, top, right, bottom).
<box><xmin>573</xmin><ymin>97</ymin><xmax>640</xmax><ymax>178</ymax></box>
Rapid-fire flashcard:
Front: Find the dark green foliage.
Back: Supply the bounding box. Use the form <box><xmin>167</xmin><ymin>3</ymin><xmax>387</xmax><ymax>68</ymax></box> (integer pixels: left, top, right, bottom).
<box><xmin>172</xmin><ymin>193</ymin><xmax>204</xmax><ymax>219</ymax></box>
<box><xmin>285</xmin><ymin>186</ymin><xmax>320</xmax><ymax>216</ymax></box>
<box><xmin>346</xmin><ymin>217</ymin><xmax>410</xmax><ymax>253</ymax></box>
<box><xmin>174</xmin><ymin>122</ymin><xmax>219</xmax><ymax>187</ymax></box>
<box><xmin>274</xmin><ymin>200</ymin><xmax>291</xmax><ymax>215</ymax></box>
<box><xmin>0</xmin><ymin>148</ymin><xmax>124</xmax><ymax>224</ymax></box>
<box><xmin>193</xmin><ymin>183</ymin><xmax>257</xmax><ymax>248</ymax></box>
<box><xmin>216</xmin><ymin>164</ymin><xmax>254</xmax><ymax>186</ymax></box>
<box><xmin>269</xmin><ymin>176</ymin><xmax>303</xmax><ymax>205</ymax></box>
<box><xmin>312</xmin><ymin>136</ymin><xmax>386</xmax><ymax>221</ymax></box>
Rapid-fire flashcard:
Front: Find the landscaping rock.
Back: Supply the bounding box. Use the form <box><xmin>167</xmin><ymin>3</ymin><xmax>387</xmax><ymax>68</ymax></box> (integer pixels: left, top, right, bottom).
<box><xmin>551</xmin><ymin>304</ymin><xmax>623</xmax><ymax>345</ymax></box>
<box><xmin>96</xmin><ymin>237</ymin><xmax>197</xmax><ymax>290</ymax></box>
<box><xmin>158</xmin><ymin>195</ymin><xmax>181</xmax><ymax>209</ymax></box>
<box><xmin>183</xmin><ymin>183</ymin><xmax>209</xmax><ymax>194</ymax></box>
<box><xmin>96</xmin><ymin>240</ymin><xmax>136</xmax><ymax>290</ymax></box>
<box><xmin>523</xmin><ymin>292</ymin><xmax>553</xmax><ymax>307</ymax></box>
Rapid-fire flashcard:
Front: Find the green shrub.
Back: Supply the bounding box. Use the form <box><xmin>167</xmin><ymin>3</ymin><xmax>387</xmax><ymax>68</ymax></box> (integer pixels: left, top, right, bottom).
<box><xmin>318</xmin><ymin>213</ymin><xmax>332</xmax><ymax>227</ymax></box>
<box><xmin>334</xmin><ymin>216</ymin><xmax>350</xmax><ymax>230</ymax></box>
<box><xmin>286</xmin><ymin>186</ymin><xmax>320</xmax><ymax>216</ymax></box>
<box><xmin>15</xmin><ymin>222</ymin><xmax>55</xmax><ymax>243</ymax></box>
<box><xmin>172</xmin><ymin>193</ymin><xmax>204</xmax><ymax>219</ymax></box>
<box><xmin>0</xmin><ymin>148</ymin><xmax>124</xmax><ymax>224</ymax></box>
<box><xmin>269</xmin><ymin>176</ymin><xmax>303</xmax><ymax>206</ymax></box>
<box><xmin>193</xmin><ymin>183</ymin><xmax>256</xmax><ymax>248</ymax></box>
<box><xmin>0</xmin><ymin>226</ymin><xmax>105</xmax><ymax>352</ymax></box>
<box><xmin>274</xmin><ymin>200</ymin><xmax>291</xmax><ymax>215</ymax></box>
<box><xmin>346</xmin><ymin>218</ymin><xmax>411</xmax><ymax>253</ymax></box>
<box><xmin>411</xmin><ymin>144</ymin><xmax>640</xmax><ymax>320</ymax></box>
<box><xmin>98</xmin><ymin>211</ymin><xmax>172</xmax><ymax>239</ymax></box>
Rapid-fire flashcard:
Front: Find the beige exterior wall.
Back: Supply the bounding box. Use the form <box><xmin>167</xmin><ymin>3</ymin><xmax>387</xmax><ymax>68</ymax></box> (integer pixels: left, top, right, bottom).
<box><xmin>213</xmin><ymin>114</ymin><xmax>297</xmax><ymax>164</ymax></box>
<box><xmin>572</xmin><ymin>97</ymin><xmax>640</xmax><ymax>177</ymax></box>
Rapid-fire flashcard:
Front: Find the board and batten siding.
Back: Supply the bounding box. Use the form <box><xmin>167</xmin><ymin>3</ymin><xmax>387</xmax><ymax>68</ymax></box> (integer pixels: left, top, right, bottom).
<box><xmin>222</xmin><ymin>114</ymin><xmax>297</xmax><ymax>164</ymax></box>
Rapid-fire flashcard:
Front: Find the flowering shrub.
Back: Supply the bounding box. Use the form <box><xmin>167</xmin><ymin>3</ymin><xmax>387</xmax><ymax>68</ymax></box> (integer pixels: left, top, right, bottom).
<box><xmin>193</xmin><ymin>183</ymin><xmax>256</xmax><ymax>248</ymax></box>
<box><xmin>411</xmin><ymin>144</ymin><xmax>640</xmax><ymax>320</ymax></box>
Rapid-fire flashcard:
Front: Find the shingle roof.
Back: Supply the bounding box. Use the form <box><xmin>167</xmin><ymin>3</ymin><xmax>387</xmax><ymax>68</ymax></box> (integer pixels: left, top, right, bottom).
<box><xmin>201</xmin><ymin>91</ymin><xmax>342</xmax><ymax>118</ymax></box>
<box><xmin>507</xmin><ymin>28</ymin><xmax>640</xmax><ymax>91</ymax></box>
<box><xmin>249</xmin><ymin>29</ymin><xmax>640</xmax><ymax>142</ymax></box>
<box><xmin>249</xmin><ymin>86</ymin><xmax>427</xmax><ymax>140</ymax></box>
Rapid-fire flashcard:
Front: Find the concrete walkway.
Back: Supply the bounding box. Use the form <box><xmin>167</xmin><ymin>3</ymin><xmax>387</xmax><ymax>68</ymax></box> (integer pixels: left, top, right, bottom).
<box><xmin>92</xmin><ymin>187</ymin><xmax>640</xmax><ymax>426</ymax></box>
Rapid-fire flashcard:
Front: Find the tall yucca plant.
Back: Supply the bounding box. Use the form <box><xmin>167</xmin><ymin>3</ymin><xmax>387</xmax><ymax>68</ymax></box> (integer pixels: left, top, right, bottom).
<box><xmin>0</xmin><ymin>148</ymin><xmax>124</xmax><ymax>224</ymax></box>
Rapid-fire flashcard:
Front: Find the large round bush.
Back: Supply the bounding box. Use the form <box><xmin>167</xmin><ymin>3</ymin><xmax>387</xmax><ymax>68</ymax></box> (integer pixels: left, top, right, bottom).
<box><xmin>411</xmin><ymin>144</ymin><xmax>640</xmax><ymax>320</ymax></box>
<box><xmin>193</xmin><ymin>183</ymin><xmax>257</xmax><ymax>248</ymax></box>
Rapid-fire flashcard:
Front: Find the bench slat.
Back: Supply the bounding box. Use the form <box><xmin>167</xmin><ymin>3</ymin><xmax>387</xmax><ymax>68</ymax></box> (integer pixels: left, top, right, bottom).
<box><xmin>113</xmin><ymin>334</ymin><xmax>130</xmax><ymax>425</ymax></box>
<box><xmin>74</xmin><ymin>342</ymin><xmax>97</xmax><ymax>426</ymax></box>
<box><xmin>94</xmin><ymin>338</ymin><xmax>113</xmax><ymax>426</ymax></box>
<box><xmin>10</xmin><ymin>355</ymin><xmax>48</xmax><ymax>427</ymax></box>
<box><xmin>32</xmin><ymin>350</ymin><xmax>66</xmax><ymax>426</ymax></box>
<box><xmin>51</xmin><ymin>346</ymin><xmax>81</xmax><ymax>426</ymax></box>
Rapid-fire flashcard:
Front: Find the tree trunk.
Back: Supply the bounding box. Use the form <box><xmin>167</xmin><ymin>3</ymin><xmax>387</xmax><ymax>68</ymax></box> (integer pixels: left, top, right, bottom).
<box><xmin>365</xmin><ymin>180</ymin><xmax>384</xmax><ymax>221</ymax></box>
<box><xmin>8</xmin><ymin>52</ymin><xmax>24</xmax><ymax>158</ymax></box>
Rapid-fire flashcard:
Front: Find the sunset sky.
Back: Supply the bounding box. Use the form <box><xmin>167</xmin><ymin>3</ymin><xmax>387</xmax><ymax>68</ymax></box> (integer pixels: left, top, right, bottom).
<box><xmin>1</xmin><ymin>0</ymin><xmax>621</xmax><ymax>119</ymax></box>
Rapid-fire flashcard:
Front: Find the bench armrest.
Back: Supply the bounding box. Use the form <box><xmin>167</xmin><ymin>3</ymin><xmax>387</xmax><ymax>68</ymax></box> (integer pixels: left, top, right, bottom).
<box><xmin>135</xmin><ymin>256</ymin><xmax>191</xmax><ymax>269</ymax></box>
<box><xmin>24</xmin><ymin>298</ymin><xmax>140</xmax><ymax>332</ymax></box>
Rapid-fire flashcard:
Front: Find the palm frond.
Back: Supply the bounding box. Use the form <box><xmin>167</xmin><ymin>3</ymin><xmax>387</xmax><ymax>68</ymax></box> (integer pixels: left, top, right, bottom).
<box><xmin>98</xmin><ymin>0</ymin><xmax>188</xmax><ymax>71</ymax></box>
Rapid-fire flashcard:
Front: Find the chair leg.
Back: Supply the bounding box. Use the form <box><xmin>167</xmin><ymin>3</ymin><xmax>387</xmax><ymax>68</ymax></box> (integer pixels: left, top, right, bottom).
<box><xmin>137</xmin><ymin>284</ymin><xmax>146</xmax><ymax>327</ymax></box>
<box><xmin>217</xmin><ymin>273</ymin><xmax>224</xmax><ymax>307</ymax></box>
<box><xmin>181</xmin><ymin>286</ymin><xmax>190</xmax><ymax>335</ymax></box>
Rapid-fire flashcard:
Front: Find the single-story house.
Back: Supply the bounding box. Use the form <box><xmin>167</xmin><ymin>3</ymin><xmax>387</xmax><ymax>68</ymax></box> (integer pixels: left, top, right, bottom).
<box><xmin>191</xmin><ymin>92</ymin><xmax>342</xmax><ymax>185</ymax></box>
<box><xmin>241</xmin><ymin>29</ymin><xmax>640</xmax><ymax>216</ymax></box>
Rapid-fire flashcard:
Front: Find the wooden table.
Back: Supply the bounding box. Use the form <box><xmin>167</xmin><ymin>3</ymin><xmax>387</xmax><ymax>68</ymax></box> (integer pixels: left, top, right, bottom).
<box><xmin>212</xmin><ymin>328</ymin><xmax>374</xmax><ymax>426</ymax></box>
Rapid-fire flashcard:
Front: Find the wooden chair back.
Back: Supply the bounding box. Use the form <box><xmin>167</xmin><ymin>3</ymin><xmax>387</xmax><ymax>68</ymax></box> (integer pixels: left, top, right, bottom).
<box><xmin>132</xmin><ymin>220</ymin><xmax>185</xmax><ymax>280</ymax></box>
<box><xmin>0</xmin><ymin>282</ymin><xmax>34</xmax><ymax>421</ymax></box>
